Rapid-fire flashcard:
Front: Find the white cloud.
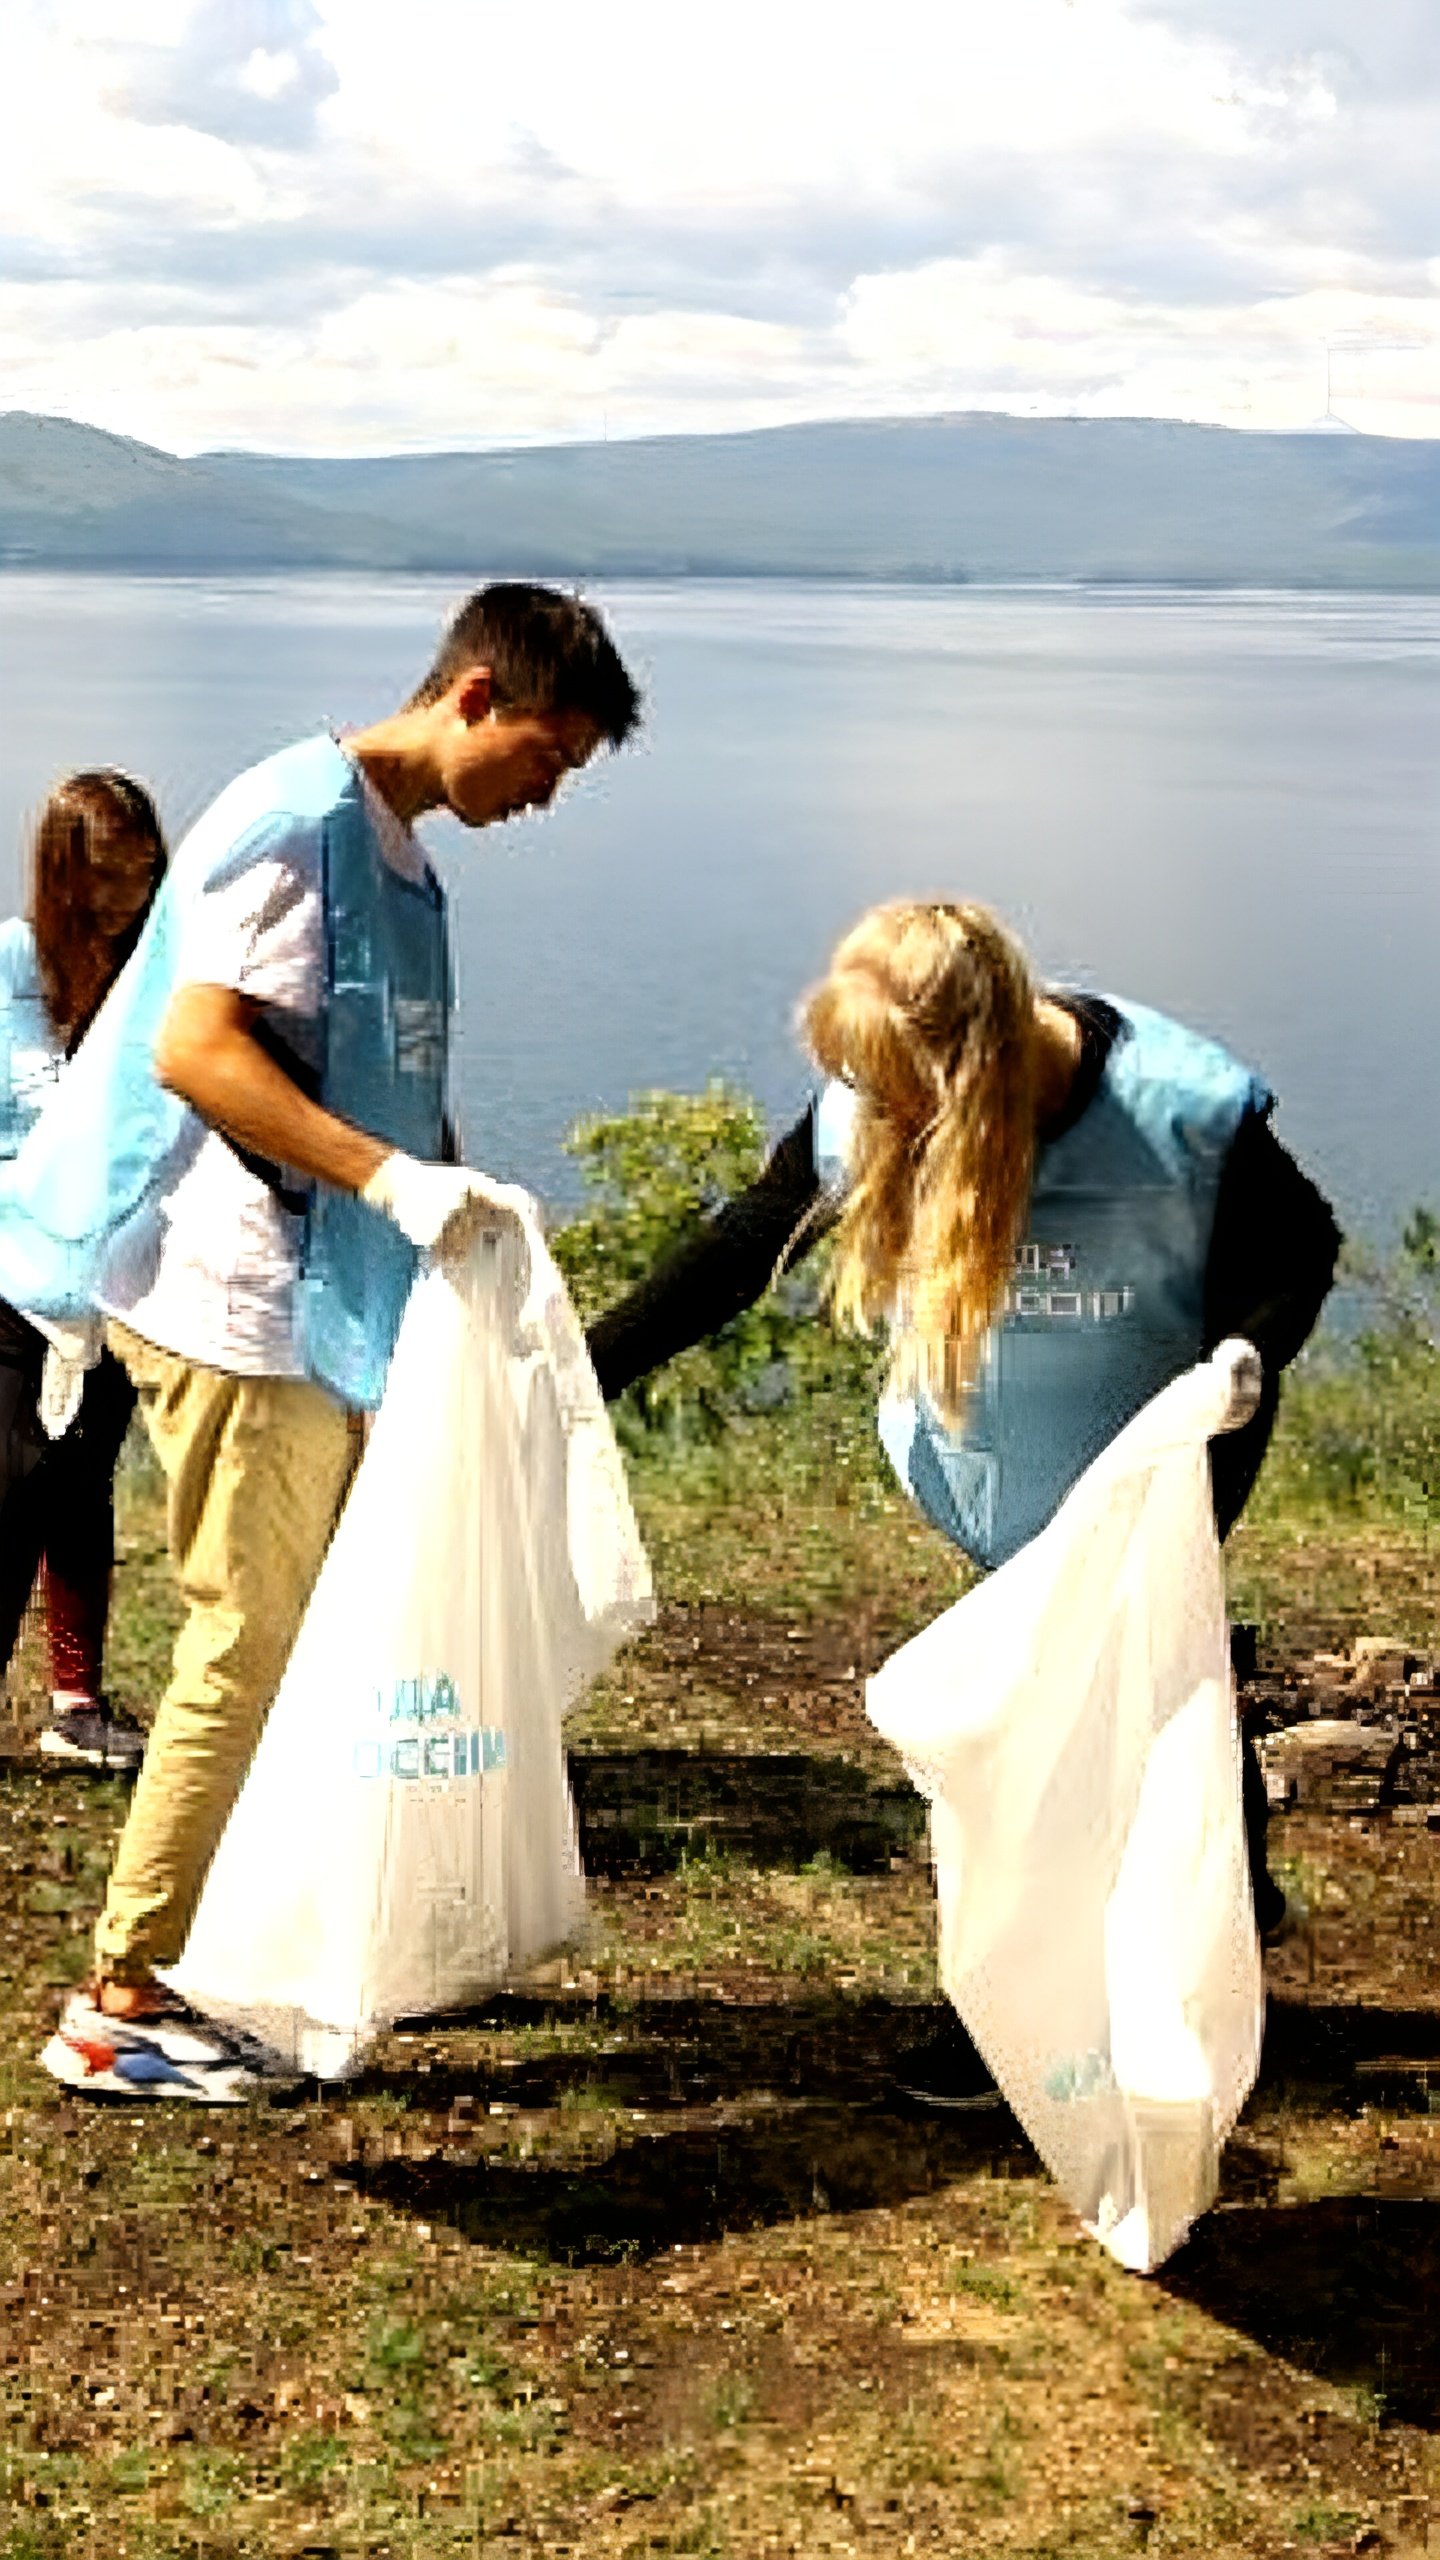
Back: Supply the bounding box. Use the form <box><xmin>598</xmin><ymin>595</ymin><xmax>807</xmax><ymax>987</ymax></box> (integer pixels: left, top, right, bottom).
<box><xmin>839</xmin><ymin>254</ymin><xmax>1440</xmax><ymax>431</ymax></box>
<box><xmin>2</xmin><ymin>0</ymin><xmax>1438</xmax><ymax>451</ymax></box>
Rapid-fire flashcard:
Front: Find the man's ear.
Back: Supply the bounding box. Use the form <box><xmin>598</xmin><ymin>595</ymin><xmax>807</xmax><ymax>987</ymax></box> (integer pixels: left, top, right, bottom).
<box><xmin>451</xmin><ymin>666</ymin><xmax>494</xmax><ymax>725</ymax></box>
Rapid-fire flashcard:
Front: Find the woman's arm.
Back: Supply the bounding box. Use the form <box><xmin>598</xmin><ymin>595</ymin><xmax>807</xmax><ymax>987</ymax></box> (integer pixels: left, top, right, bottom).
<box><xmin>586</xmin><ymin>1106</ymin><xmax>834</xmax><ymax>1401</ymax></box>
<box><xmin>1203</xmin><ymin>1109</ymin><xmax>1343</xmax><ymax>1538</ymax></box>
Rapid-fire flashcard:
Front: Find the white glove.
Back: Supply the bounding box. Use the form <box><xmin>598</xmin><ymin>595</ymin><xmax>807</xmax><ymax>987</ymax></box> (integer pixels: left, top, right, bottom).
<box><xmin>1212</xmin><ymin>1337</ymin><xmax>1264</xmax><ymax>1434</ymax></box>
<box><xmin>360</xmin><ymin>1153</ymin><xmax>537</xmax><ymax>1263</ymax></box>
<box><xmin>30</xmin><ymin>1315</ymin><xmax>103</xmax><ymax>1442</ymax></box>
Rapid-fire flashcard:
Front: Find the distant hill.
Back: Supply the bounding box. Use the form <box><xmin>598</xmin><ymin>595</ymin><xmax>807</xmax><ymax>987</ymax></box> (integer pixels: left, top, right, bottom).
<box><xmin>0</xmin><ymin>412</ymin><xmax>408</xmax><ymax>571</ymax></box>
<box><xmin>4</xmin><ymin>408</ymin><xmax>1440</xmax><ymax>585</ymax></box>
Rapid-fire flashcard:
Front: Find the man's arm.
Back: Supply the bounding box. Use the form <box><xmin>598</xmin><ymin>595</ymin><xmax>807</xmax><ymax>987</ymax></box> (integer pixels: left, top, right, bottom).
<box><xmin>586</xmin><ymin>1106</ymin><xmax>834</xmax><ymax>1401</ymax></box>
<box><xmin>155</xmin><ymin>984</ymin><xmax>388</xmax><ymax>1195</ymax></box>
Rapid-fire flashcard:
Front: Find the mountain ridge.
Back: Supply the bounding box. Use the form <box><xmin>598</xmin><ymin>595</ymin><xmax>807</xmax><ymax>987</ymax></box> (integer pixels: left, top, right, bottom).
<box><xmin>3</xmin><ymin>408</ymin><xmax>1439</xmax><ymax>584</ymax></box>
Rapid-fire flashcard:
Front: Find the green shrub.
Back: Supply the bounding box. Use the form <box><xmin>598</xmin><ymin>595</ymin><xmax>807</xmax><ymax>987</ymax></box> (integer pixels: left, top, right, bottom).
<box><xmin>551</xmin><ymin>1082</ymin><xmax>879</xmax><ymax>1446</ymax></box>
<box><xmin>1260</xmin><ymin>1207</ymin><xmax>1440</xmax><ymax>1530</ymax></box>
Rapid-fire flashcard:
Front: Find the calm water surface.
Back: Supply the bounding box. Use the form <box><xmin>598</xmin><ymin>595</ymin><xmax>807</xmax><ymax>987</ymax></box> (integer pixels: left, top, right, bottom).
<box><xmin>0</xmin><ymin>574</ymin><xmax>1435</xmax><ymax>1236</ymax></box>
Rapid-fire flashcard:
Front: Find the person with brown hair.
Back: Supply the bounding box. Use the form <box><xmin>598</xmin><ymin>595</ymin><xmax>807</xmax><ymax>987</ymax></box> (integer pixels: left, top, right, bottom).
<box><xmin>0</xmin><ymin>771</ymin><xmax>168</xmax><ymax>1769</ymax></box>
<box><xmin>12</xmin><ymin>584</ymin><xmax>641</xmax><ymax>2101</ymax></box>
<box><xmin>587</xmin><ymin>898</ymin><xmax>1341</xmax><ymax>2106</ymax></box>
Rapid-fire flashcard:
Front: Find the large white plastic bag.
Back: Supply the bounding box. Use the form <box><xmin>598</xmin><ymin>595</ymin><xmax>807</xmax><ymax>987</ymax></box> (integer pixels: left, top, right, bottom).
<box><xmin>169</xmin><ymin>1210</ymin><xmax>655</xmax><ymax>2079</ymax></box>
<box><xmin>866</xmin><ymin>1341</ymin><xmax>1264</xmax><ymax>2274</ymax></box>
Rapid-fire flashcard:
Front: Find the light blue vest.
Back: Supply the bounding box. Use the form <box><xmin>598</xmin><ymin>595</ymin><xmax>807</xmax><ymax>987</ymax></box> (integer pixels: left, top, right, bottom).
<box><xmin>298</xmin><ymin>760</ymin><xmax>449</xmax><ymax>1409</ymax></box>
<box><xmin>816</xmin><ymin>1001</ymin><xmax>1268</xmax><ymax>1571</ymax></box>
<box><xmin>0</xmin><ymin>920</ymin><xmax>62</xmax><ymax>1161</ymax></box>
<box><xmin>0</xmin><ymin>737</ymin><xmax>448</xmax><ymax>1410</ymax></box>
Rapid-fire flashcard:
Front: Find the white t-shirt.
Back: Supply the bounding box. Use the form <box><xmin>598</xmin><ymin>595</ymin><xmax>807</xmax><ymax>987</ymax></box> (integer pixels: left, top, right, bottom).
<box><xmin>100</xmin><ymin>745</ymin><xmax>434</xmax><ymax>1380</ymax></box>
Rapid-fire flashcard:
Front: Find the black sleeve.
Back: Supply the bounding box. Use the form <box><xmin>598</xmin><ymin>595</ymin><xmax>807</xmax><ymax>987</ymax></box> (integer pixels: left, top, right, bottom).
<box><xmin>585</xmin><ymin>1106</ymin><xmax>835</xmax><ymax>1402</ymax></box>
<box><xmin>1203</xmin><ymin>1109</ymin><xmax>1343</xmax><ymax>1539</ymax></box>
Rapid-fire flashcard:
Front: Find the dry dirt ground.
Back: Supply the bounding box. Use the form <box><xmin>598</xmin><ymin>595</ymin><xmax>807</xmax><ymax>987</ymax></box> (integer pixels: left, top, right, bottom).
<box><xmin>2</xmin><ymin>1505</ymin><xmax>1439</xmax><ymax>2560</ymax></box>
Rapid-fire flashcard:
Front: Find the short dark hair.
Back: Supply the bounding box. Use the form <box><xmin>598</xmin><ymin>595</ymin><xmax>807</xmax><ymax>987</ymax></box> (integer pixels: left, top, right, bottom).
<box><xmin>409</xmin><ymin>582</ymin><xmax>641</xmax><ymax>747</ymax></box>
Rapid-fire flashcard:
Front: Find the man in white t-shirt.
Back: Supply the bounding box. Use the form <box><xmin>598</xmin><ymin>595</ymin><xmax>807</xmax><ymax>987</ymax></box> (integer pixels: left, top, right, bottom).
<box><xmin>42</xmin><ymin>582</ymin><xmax>641</xmax><ymax>2102</ymax></box>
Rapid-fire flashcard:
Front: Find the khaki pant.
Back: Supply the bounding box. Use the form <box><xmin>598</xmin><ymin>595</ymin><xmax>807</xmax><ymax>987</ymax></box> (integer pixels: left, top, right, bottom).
<box><xmin>95</xmin><ymin>1324</ymin><xmax>360</xmax><ymax>1985</ymax></box>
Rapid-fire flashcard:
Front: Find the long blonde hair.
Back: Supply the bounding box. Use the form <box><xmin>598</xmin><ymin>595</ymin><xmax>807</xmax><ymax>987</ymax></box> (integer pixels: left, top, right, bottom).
<box><xmin>801</xmin><ymin>900</ymin><xmax>1039</xmax><ymax>1422</ymax></box>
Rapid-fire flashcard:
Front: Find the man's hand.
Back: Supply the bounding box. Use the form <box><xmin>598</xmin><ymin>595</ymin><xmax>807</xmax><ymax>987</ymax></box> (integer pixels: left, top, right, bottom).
<box><xmin>360</xmin><ymin>1154</ymin><xmax>537</xmax><ymax>1260</ymax></box>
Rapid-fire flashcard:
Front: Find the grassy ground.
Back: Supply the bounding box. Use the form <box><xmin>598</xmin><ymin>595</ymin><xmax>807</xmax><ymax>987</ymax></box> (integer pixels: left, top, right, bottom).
<box><xmin>1</xmin><ymin>1385</ymin><xmax>1438</xmax><ymax>2560</ymax></box>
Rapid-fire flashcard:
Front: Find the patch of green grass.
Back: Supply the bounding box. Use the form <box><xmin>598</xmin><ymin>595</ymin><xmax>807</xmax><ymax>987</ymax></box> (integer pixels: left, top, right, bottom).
<box><xmin>456</xmin><ymin>2343</ymin><xmax>513</xmax><ymax>2394</ymax></box>
<box><xmin>654</xmin><ymin>2512</ymin><xmax>732</xmax><ymax>2557</ymax></box>
<box><xmin>38</xmin><ymin>1937</ymin><xmax>92</xmax><ymax>1989</ymax></box>
<box><xmin>104</xmin><ymin>2443</ymin><xmax>151</xmax><ymax>2495</ymax></box>
<box><xmin>876</xmin><ymin>2393</ymin><xmax>962</xmax><ymax>2489</ymax></box>
<box><xmin>1344</xmin><ymin>2380</ymin><xmax>1391</xmax><ymax>2428</ymax></box>
<box><xmin>367</xmin><ymin>2316</ymin><xmax>428</xmax><ymax>2377</ymax></box>
<box><xmin>177</xmin><ymin>2447</ymin><xmax>246</xmax><ymax>2519</ymax></box>
<box><xmin>108</xmin><ymin>2144</ymin><xmax>211</xmax><ymax>2212</ymax></box>
<box><xmin>23</xmin><ymin>1881</ymin><xmax>87</xmax><ymax>1919</ymax></box>
<box><xmin>1269</xmin><ymin>1848</ymin><xmax>1328</xmax><ymax>1917</ymax></box>
<box><xmin>0</xmin><ymin>2452</ymin><xmax>88</xmax><ymax>2516</ymax></box>
<box><xmin>1291</xmin><ymin>2499</ymin><xmax>1365</xmax><ymax>2542</ymax></box>
<box><xmin>625</xmin><ymin>1413</ymin><xmax>964</xmax><ymax>1620</ymax></box>
<box><xmin>0</xmin><ymin>2530</ymin><xmax>71</xmax><ymax>2560</ymax></box>
<box><xmin>705</xmin><ymin>2372</ymin><xmax>756</xmax><ymax>2433</ymax></box>
<box><xmin>557</xmin><ymin>2079</ymin><xmax>629</xmax><ymax>2124</ymax></box>
<box><xmin>277</xmin><ymin>2427</ymin><xmax>349</xmax><ymax>2494</ymax></box>
<box><xmin>950</xmin><ymin>2260</ymin><xmax>1020</xmax><ymax>2310</ymax></box>
<box><xmin>227</xmin><ymin>2231</ymin><xmax>289</xmax><ymax>2276</ymax></box>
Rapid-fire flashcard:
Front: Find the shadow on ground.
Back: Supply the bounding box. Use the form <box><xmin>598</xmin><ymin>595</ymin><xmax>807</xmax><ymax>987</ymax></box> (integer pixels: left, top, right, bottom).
<box><xmin>346</xmin><ymin>1987</ymin><xmax>1440</xmax><ymax>2434</ymax></box>
<box><xmin>348</xmin><ymin>1988</ymin><xmax>1034</xmax><ymax>2261</ymax></box>
<box><xmin>1166</xmin><ymin>2195</ymin><xmax>1440</xmax><ymax>2429</ymax></box>
<box><xmin>569</xmin><ymin>1747</ymin><xmax>924</xmax><ymax>1874</ymax></box>
<box><xmin>348</xmin><ymin>2092</ymin><xmax>1033</xmax><ymax>2267</ymax></box>
<box><xmin>1258</xmin><ymin>1994</ymin><xmax>1440</xmax><ymax>2111</ymax></box>
<box><xmin>1164</xmin><ymin>1994</ymin><xmax>1440</xmax><ymax>2431</ymax></box>
<box><xmin>370</xmin><ymin>1989</ymin><xmax>955</xmax><ymax>2115</ymax></box>
<box><xmin>368</xmin><ymin>1988</ymin><xmax>1440</xmax><ymax>2121</ymax></box>
<box><xmin>0</xmin><ymin>1741</ymin><xmax>926</xmax><ymax>1868</ymax></box>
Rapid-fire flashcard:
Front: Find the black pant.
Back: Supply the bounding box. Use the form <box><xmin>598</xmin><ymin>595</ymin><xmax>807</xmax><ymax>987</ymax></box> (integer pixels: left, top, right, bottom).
<box><xmin>0</xmin><ymin>1302</ymin><xmax>136</xmax><ymax>1689</ymax></box>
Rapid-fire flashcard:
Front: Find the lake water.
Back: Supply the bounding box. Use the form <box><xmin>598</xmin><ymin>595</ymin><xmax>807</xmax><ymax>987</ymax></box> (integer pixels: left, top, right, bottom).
<box><xmin>0</xmin><ymin>573</ymin><xmax>1435</xmax><ymax>1239</ymax></box>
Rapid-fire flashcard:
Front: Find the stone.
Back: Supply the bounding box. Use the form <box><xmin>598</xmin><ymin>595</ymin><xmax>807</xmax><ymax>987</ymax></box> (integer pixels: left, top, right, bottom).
<box><xmin>1260</xmin><ymin>1718</ymin><xmax>1404</xmax><ymax>1813</ymax></box>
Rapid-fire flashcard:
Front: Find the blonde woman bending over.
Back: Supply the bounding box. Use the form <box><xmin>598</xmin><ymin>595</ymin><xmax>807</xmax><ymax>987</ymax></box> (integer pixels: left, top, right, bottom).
<box><xmin>587</xmin><ymin>900</ymin><xmax>1341</xmax><ymax>2106</ymax></box>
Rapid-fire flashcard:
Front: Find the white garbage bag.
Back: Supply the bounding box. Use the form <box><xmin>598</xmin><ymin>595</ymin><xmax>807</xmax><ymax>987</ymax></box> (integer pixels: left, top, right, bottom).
<box><xmin>866</xmin><ymin>1340</ymin><xmax>1265</xmax><ymax>2274</ymax></box>
<box><xmin>169</xmin><ymin>1209</ymin><xmax>655</xmax><ymax>2080</ymax></box>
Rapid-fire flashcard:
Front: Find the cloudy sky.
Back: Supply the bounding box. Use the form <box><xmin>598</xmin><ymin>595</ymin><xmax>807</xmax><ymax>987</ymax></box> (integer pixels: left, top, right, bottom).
<box><xmin>3</xmin><ymin>0</ymin><xmax>1438</xmax><ymax>455</ymax></box>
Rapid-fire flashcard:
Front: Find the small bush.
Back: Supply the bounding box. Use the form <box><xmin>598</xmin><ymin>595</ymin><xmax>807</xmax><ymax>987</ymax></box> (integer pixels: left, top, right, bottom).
<box><xmin>551</xmin><ymin>1083</ymin><xmax>880</xmax><ymax>1447</ymax></box>
<box><xmin>1261</xmin><ymin>1208</ymin><xmax>1439</xmax><ymax>1531</ymax></box>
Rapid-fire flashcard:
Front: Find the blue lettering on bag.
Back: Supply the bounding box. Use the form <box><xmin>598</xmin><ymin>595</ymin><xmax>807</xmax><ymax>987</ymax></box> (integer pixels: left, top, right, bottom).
<box><xmin>1044</xmin><ymin>2049</ymin><xmax>1117</xmax><ymax>2103</ymax></box>
<box><xmin>351</xmin><ymin>1723</ymin><xmax>508</xmax><ymax>1782</ymax></box>
<box><xmin>376</xmin><ymin>1674</ymin><xmax>462</xmax><ymax>1726</ymax></box>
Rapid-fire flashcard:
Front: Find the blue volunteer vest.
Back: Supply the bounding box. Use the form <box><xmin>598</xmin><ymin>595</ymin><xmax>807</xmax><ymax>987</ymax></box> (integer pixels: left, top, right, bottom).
<box><xmin>298</xmin><ymin>758</ymin><xmax>449</xmax><ymax>1409</ymax></box>
<box><xmin>0</xmin><ymin>737</ymin><xmax>448</xmax><ymax>1411</ymax></box>
<box><xmin>816</xmin><ymin>1000</ymin><xmax>1268</xmax><ymax>1571</ymax></box>
<box><xmin>0</xmin><ymin>920</ymin><xmax>62</xmax><ymax>1161</ymax></box>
